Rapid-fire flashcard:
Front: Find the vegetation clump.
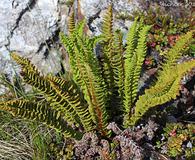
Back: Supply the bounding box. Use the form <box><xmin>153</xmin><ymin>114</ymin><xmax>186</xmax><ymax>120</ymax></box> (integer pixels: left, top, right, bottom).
<box><xmin>157</xmin><ymin>123</ymin><xmax>195</xmax><ymax>159</ymax></box>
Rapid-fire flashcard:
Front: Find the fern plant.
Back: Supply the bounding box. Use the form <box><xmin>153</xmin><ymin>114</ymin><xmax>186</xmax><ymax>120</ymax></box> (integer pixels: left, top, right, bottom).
<box><xmin>0</xmin><ymin>5</ymin><xmax>195</xmax><ymax>140</ymax></box>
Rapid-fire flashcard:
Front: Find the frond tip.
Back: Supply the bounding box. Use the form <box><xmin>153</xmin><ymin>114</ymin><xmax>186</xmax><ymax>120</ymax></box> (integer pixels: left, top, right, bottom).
<box><xmin>11</xmin><ymin>52</ymin><xmax>40</xmax><ymax>76</ymax></box>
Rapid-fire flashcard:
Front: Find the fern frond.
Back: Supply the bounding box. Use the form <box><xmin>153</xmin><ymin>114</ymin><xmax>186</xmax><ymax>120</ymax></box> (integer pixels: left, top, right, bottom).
<box><xmin>25</xmin><ymin>70</ymin><xmax>81</xmax><ymax>124</ymax></box>
<box><xmin>47</xmin><ymin>75</ymin><xmax>94</xmax><ymax>131</ymax></box>
<box><xmin>124</xmin><ymin>18</ymin><xmax>138</xmax><ymax>60</ymax></box>
<box><xmin>129</xmin><ymin>59</ymin><xmax>195</xmax><ymax>125</ymax></box>
<box><xmin>101</xmin><ymin>5</ymin><xmax>113</xmax><ymax>40</ymax></box>
<box><xmin>86</xmin><ymin>35</ymin><xmax>104</xmax><ymax>51</ymax></box>
<box><xmin>84</xmin><ymin>64</ymin><xmax>108</xmax><ymax>135</ymax></box>
<box><xmin>129</xmin><ymin>25</ymin><xmax>151</xmax><ymax>103</ymax></box>
<box><xmin>74</xmin><ymin>20</ymin><xmax>86</xmax><ymax>37</ymax></box>
<box><xmin>123</xmin><ymin>25</ymin><xmax>151</xmax><ymax>126</ymax></box>
<box><xmin>113</xmin><ymin>30</ymin><xmax>125</xmax><ymax>99</ymax></box>
<box><xmin>60</xmin><ymin>33</ymin><xmax>78</xmax><ymax>79</ymax></box>
<box><xmin>0</xmin><ymin>100</ymin><xmax>83</xmax><ymax>139</ymax></box>
<box><xmin>100</xmin><ymin>5</ymin><xmax>115</xmax><ymax>94</ymax></box>
<box><xmin>100</xmin><ymin>5</ymin><xmax>126</xmax><ymax>119</ymax></box>
<box><xmin>63</xmin><ymin>36</ymin><xmax>96</xmax><ymax>122</ymax></box>
<box><xmin>11</xmin><ymin>53</ymin><xmax>40</xmax><ymax>76</ymax></box>
<box><xmin>68</xmin><ymin>11</ymin><xmax>75</xmax><ymax>35</ymax></box>
<box><xmin>159</xmin><ymin>31</ymin><xmax>194</xmax><ymax>72</ymax></box>
<box><xmin>60</xmin><ymin>24</ymin><xmax>95</xmax><ymax>84</ymax></box>
<box><xmin>123</xmin><ymin>19</ymin><xmax>139</xmax><ymax>116</ymax></box>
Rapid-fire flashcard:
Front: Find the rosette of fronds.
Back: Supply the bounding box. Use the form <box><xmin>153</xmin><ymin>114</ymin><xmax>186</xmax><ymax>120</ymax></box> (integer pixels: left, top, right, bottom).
<box><xmin>0</xmin><ymin>5</ymin><xmax>195</xmax><ymax>143</ymax></box>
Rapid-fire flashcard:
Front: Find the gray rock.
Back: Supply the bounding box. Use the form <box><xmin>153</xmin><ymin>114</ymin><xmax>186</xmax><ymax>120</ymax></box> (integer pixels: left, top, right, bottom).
<box><xmin>0</xmin><ymin>0</ymin><xmax>64</xmax><ymax>77</ymax></box>
<box><xmin>187</xmin><ymin>141</ymin><xmax>192</xmax><ymax>148</ymax></box>
<box><xmin>0</xmin><ymin>0</ymin><xmax>30</xmax><ymax>46</ymax></box>
<box><xmin>8</xmin><ymin>0</ymin><xmax>59</xmax><ymax>53</ymax></box>
<box><xmin>0</xmin><ymin>46</ymin><xmax>19</xmax><ymax>76</ymax></box>
<box><xmin>80</xmin><ymin>0</ymin><xmax>140</xmax><ymax>19</ymax></box>
<box><xmin>79</xmin><ymin>0</ymin><xmax>140</xmax><ymax>35</ymax></box>
<box><xmin>167</xmin><ymin>115</ymin><xmax>177</xmax><ymax>123</ymax></box>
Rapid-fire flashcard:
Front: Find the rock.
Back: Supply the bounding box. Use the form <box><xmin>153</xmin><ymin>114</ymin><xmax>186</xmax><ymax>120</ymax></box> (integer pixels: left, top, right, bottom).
<box><xmin>79</xmin><ymin>0</ymin><xmax>141</xmax><ymax>35</ymax></box>
<box><xmin>186</xmin><ymin>141</ymin><xmax>192</xmax><ymax>148</ymax></box>
<box><xmin>167</xmin><ymin>115</ymin><xmax>177</xmax><ymax>123</ymax></box>
<box><xmin>32</xmin><ymin>49</ymin><xmax>62</xmax><ymax>75</ymax></box>
<box><xmin>0</xmin><ymin>0</ymin><xmax>65</xmax><ymax>77</ymax></box>
<box><xmin>79</xmin><ymin>0</ymin><xmax>140</xmax><ymax>19</ymax></box>
<box><xmin>0</xmin><ymin>0</ymin><xmax>30</xmax><ymax>46</ymax></box>
<box><xmin>0</xmin><ymin>46</ymin><xmax>20</xmax><ymax>95</ymax></box>
<box><xmin>9</xmin><ymin>0</ymin><xmax>59</xmax><ymax>54</ymax></box>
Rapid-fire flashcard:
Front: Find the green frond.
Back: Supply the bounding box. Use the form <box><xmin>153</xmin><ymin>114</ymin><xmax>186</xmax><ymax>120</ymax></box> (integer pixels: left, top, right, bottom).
<box><xmin>129</xmin><ymin>59</ymin><xmax>195</xmax><ymax>126</ymax></box>
<box><xmin>60</xmin><ymin>29</ymin><xmax>100</xmax><ymax>85</ymax></box>
<box><xmin>84</xmin><ymin>64</ymin><xmax>108</xmax><ymax>135</ymax></box>
<box><xmin>129</xmin><ymin>25</ymin><xmax>151</xmax><ymax>102</ymax></box>
<box><xmin>68</xmin><ymin>11</ymin><xmax>75</xmax><ymax>34</ymax></box>
<box><xmin>100</xmin><ymin>5</ymin><xmax>125</xmax><ymax>117</ymax></box>
<box><xmin>75</xmin><ymin>35</ymin><xmax>97</xmax><ymax>64</ymax></box>
<box><xmin>113</xmin><ymin>30</ymin><xmax>125</xmax><ymax>99</ymax></box>
<box><xmin>74</xmin><ymin>20</ymin><xmax>86</xmax><ymax>37</ymax></box>
<box><xmin>123</xmin><ymin>25</ymin><xmax>151</xmax><ymax>126</ymax></box>
<box><xmin>124</xmin><ymin>18</ymin><xmax>138</xmax><ymax>60</ymax></box>
<box><xmin>65</xmin><ymin>39</ymin><xmax>97</xmax><ymax>121</ymax></box>
<box><xmin>123</xmin><ymin>19</ymin><xmax>139</xmax><ymax>115</ymax></box>
<box><xmin>99</xmin><ymin>53</ymin><xmax>115</xmax><ymax>95</ymax></box>
<box><xmin>47</xmin><ymin>75</ymin><xmax>94</xmax><ymax>131</ymax></box>
<box><xmin>60</xmin><ymin>33</ymin><xmax>77</xmax><ymax>77</ymax></box>
<box><xmin>0</xmin><ymin>100</ymin><xmax>83</xmax><ymax>139</ymax></box>
<box><xmin>11</xmin><ymin>52</ymin><xmax>40</xmax><ymax>76</ymax></box>
<box><xmin>60</xmin><ymin>32</ymin><xmax>83</xmax><ymax>88</ymax></box>
<box><xmin>101</xmin><ymin>5</ymin><xmax>113</xmax><ymax>40</ymax></box>
<box><xmin>159</xmin><ymin>31</ymin><xmax>194</xmax><ymax>72</ymax></box>
<box><xmin>86</xmin><ymin>35</ymin><xmax>104</xmax><ymax>51</ymax></box>
<box><xmin>100</xmin><ymin>5</ymin><xmax>115</xmax><ymax>92</ymax></box>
